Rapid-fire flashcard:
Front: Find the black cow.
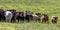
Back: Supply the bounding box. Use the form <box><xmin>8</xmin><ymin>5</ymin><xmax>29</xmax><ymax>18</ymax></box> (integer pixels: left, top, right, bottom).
<box><xmin>0</xmin><ymin>9</ymin><xmax>5</xmax><ymax>21</ymax></box>
<box><xmin>26</xmin><ymin>11</ymin><xmax>33</xmax><ymax>22</ymax></box>
<box><xmin>16</xmin><ymin>12</ymin><xmax>24</xmax><ymax>22</ymax></box>
<box><xmin>16</xmin><ymin>11</ymin><xmax>33</xmax><ymax>22</ymax></box>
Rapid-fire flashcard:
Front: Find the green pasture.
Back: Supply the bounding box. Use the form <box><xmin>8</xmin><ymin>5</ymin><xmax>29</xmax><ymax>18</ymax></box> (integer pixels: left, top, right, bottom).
<box><xmin>0</xmin><ymin>0</ymin><xmax>60</xmax><ymax>30</ymax></box>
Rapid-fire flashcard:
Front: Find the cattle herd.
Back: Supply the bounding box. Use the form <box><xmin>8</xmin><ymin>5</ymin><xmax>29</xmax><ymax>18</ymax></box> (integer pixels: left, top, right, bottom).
<box><xmin>0</xmin><ymin>9</ymin><xmax>58</xmax><ymax>24</ymax></box>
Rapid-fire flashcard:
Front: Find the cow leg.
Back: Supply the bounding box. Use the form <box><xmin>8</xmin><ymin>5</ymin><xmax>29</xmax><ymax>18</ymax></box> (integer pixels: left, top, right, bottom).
<box><xmin>42</xmin><ymin>19</ymin><xmax>44</xmax><ymax>23</ymax></box>
<box><xmin>17</xmin><ymin>19</ymin><xmax>19</xmax><ymax>22</ymax></box>
<box><xmin>2</xmin><ymin>16</ymin><xmax>5</xmax><ymax>22</ymax></box>
<box><xmin>38</xmin><ymin>18</ymin><xmax>40</xmax><ymax>22</ymax></box>
<box><xmin>23</xmin><ymin>17</ymin><xmax>25</xmax><ymax>22</ymax></box>
<box><xmin>9</xmin><ymin>18</ymin><xmax>11</xmax><ymax>22</ymax></box>
<box><xmin>6</xmin><ymin>17</ymin><xmax>9</xmax><ymax>22</ymax></box>
<box><xmin>52</xmin><ymin>20</ymin><xmax>57</xmax><ymax>24</ymax></box>
<box><xmin>0</xmin><ymin>17</ymin><xmax>1</xmax><ymax>21</ymax></box>
<box><xmin>55</xmin><ymin>20</ymin><xmax>57</xmax><ymax>23</ymax></box>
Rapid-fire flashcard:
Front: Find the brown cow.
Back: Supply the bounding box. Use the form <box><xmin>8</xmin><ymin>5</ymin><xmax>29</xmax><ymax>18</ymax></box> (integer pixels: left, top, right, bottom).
<box><xmin>41</xmin><ymin>14</ymin><xmax>49</xmax><ymax>23</ymax></box>
<box><xmin>51</xmin><ymin>16</ymin><xmax>58</xmax><ymax>24</ymax></box>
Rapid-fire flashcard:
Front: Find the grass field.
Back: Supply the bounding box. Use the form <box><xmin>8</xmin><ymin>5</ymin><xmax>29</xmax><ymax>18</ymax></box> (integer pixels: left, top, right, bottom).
<box><xmin>0</xmin><ymin>0</ymin><xmax>60</xmax><ymax>30</ymax></box>
<box><xmin>0</xmin><ymin>22</ymin><xmax>60</xmax><ymax>30</ymax></box>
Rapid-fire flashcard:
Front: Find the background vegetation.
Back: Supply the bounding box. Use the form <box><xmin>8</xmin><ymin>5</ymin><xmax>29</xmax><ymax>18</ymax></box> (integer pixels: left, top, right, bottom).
<box><xmin>0</xmin><ymin>0</ymin><xmax>60</xmax><ymax>30</ymax></box>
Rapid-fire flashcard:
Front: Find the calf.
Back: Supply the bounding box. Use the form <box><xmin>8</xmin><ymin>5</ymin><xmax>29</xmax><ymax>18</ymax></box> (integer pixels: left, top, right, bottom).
<box><xmin>42</xmin><ymin>14</ymin><xmax>49</xmax><ymax>23</ymax></box>
<box><xmin>51</xmin><ymin>16</ymin><xmax>58</xmax><ymax>24</ymax></box>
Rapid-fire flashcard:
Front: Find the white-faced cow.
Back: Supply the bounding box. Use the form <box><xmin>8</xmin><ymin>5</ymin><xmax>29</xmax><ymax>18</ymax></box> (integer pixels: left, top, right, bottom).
<box><xmin>7</xmin><ymin>10</ymin><xmax>17</xmax><ymax>22</ymax></box>
<box><xmin>51</xmin><ymin>16</ymin><xmax>58</xmax><ymax>24</ymax></box>
<box><xmin>5</xmin><ymin>11</ymin><xmax>13</xmax><ymax>22</ymax></box>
